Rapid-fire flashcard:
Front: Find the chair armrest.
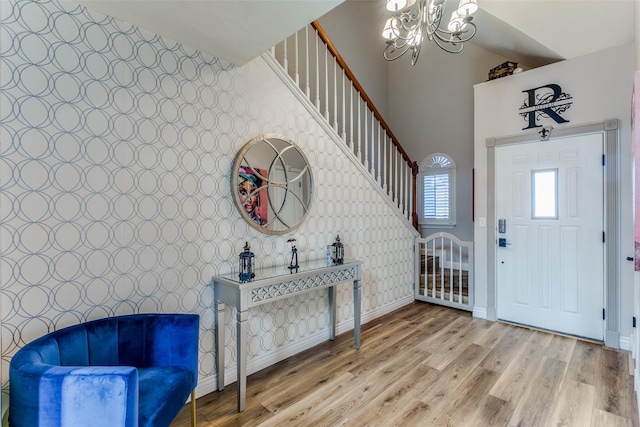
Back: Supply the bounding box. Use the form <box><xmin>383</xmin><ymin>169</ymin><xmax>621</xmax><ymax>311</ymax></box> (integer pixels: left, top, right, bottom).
<box><xmin>143</xmin><ymin>314</ymin><xmax>199</xmax><ymax>388</ymax></box>
<box><xmin>10</xmin><ymin>365</ymin><xmax>138</xmax><ymax>427</ymax></box>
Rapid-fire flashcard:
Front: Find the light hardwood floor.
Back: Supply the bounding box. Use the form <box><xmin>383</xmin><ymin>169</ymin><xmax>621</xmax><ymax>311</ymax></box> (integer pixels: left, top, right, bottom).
<box><xmin>171</xmin><ymin>302</ymin><xmax>639</xmax><ymax>426</ymax></box>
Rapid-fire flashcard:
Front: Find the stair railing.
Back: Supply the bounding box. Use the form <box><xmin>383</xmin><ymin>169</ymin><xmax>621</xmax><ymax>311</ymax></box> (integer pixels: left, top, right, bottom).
<box><xmin>269</xmin><ymin>21</ymin><xmax>418</xmax><ymax>228</ymax></box>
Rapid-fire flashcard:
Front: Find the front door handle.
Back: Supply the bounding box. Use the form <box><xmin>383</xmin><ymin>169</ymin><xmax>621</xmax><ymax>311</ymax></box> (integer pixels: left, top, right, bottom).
<box><xmin>498</xmin><ymin>238</ymin><xmax>511</xmax><ymax>248</ymax></box>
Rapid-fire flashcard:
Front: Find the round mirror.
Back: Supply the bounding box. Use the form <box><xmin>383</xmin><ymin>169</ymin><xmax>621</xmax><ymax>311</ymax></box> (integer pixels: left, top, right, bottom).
<box><xmin>232</xmin><ymin>135</ymin><xmax>314</xmax><ymax>235</ymax></box>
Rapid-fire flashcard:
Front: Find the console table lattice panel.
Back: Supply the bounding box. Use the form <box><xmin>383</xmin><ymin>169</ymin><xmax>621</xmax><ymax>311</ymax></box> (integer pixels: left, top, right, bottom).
<box><xmin>250</xmin><ymin>267</ymin><xmax>358</xmax><ymax>304</ymax></box>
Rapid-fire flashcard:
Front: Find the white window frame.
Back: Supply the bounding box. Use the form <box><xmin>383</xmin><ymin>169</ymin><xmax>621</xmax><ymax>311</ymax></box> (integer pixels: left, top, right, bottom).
<box><xmin>418</xmin><ymin>153</ymin><xmax>456</xmax><ymax>228</ymax></box>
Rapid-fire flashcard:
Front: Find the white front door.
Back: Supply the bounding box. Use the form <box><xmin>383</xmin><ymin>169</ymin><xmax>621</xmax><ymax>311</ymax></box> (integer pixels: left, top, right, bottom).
<box><xmin>495</xmin><ymin>133</ymin><xmax>605</xmax><ymax>340</ymax></box>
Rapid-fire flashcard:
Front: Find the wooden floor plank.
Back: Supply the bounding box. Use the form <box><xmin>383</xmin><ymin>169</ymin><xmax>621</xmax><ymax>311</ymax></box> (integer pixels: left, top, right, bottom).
<box><xmin>170</xmin><ymin>302</ymin><xmax>639</xmax><ymax>427</ymax></box>
<box><xmin>466</xmin><ymin>395</ymin><xmax>515</xmax><ymax>427</ymax></box>
<box><xmin>488</xmin><ymin>341</ymin><xmax>548</xmax><ymax>403</ymax></box>
<box><xmin>547</xmin><ymin>380</ymin><xmax>596</xmax><ymax>427</ymax></box>
<box><xmin>479</xmin><ymin>325</ymin><xmax>530</xmax><ymax>373</ymax></box>
<box><xmin>507</xmin><ymin>357</ymin><xmax>567</xmax><ymax>427</ymax></box>
<box><xmin>343</xmin><ymin>361</ymin><xmax>440</xmax><ymax>425</ymax></box>
<box><xmin>565</xmin><ymin>339</ymin><xmax>602</xmax><ymax>386</ymax></box>
<box><xmin>423</xmin><ymin>318</ymin><xmax>492</xmax><ymax>371</ymax></box>
<box><xmin>545</xmin><ymin>334</ymin><xmax>578</xmax><ymax>363</ymax></box>
<box><xmin>473</xmin><ymin>321</ymin><xmax>514</xmax><ymax>349</ymax></box>
<box><xmin>591</xmin><ymin>408</ymin><xmax>635</xmax><ymax>427</ymax></box>
<box><xmin>426</xmin><ymin>367</ymin><xmax>499</xmax><ymax>426</ymax></box>
<box><xmin>596</xmin><ymin>347</ymin><xmax>639</xmax><ymax>423</ymax></box>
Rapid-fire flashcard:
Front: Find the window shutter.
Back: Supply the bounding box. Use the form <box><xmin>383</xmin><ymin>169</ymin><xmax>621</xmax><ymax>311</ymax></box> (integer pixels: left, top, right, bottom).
<box><xmin>423</xmin><ymin>173</ymin><xmax>450</xmax><ymax>219</ymax></box>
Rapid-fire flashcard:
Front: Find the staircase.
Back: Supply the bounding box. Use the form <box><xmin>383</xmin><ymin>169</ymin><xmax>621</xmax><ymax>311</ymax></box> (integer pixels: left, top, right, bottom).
<box><xmin>266</xmin><ymin>21</ymin><xmax>418</xmax><ymax>228</ymax></box>
<box><xmin>267</xmin><ymin>22</ymin><xmax>474</xmax><ymax>310</ymax></box>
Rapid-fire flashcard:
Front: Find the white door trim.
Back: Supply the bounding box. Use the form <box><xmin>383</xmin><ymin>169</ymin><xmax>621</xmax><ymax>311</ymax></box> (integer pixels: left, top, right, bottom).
<box><xmin>485</xmin><ymin>119</ymin><xmax>620</xmax><ymax>348</ymax></box>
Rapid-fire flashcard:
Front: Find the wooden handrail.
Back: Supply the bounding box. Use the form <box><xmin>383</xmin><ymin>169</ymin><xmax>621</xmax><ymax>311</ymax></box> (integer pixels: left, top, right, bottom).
<box><xmin>312</xmin><ymin>21</ymin><xmax>416</xmax><ymax>174</ymax></box>
<box><xmin>312</xmin><ymin>21</ymin><xmax>419</xmax><ymax>228</ymax></box>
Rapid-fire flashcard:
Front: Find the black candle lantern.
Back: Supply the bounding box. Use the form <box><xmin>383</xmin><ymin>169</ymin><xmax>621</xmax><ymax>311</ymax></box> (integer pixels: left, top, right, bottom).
<box><xmin>332</xmin><ymin>235</ymin><xmax>344</xmax><ymax>265</ymax></box>
<box><xmin>239</xmin><ymin>241</ymin><xmax>255</xmax><ymax>282</ymax></box>
<box><xmin>287</xmin><ymin>237</ymin><xmax>299</xmax><ymax>270</ymax></box>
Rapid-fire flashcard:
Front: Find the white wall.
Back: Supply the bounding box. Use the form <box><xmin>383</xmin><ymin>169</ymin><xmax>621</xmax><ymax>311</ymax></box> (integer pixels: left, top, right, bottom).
<box><xmin>387</xmin><ymin>42</ymin><xmax>512</xmax><ymax>241</ymax></box>
<box><xmin>0</xmin><ymin>0</ymin><xmax>416</xmax><ymax>411</ymax></box>
<box><xmin>474</xmin><ymin>44</ymin><xmax>635</xmax><ymax>347</ymax></box>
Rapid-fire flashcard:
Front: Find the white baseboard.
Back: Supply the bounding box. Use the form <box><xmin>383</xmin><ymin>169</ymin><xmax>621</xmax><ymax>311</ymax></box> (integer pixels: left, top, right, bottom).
<box><xmin>472</xmin><ymin>306</ymin><xmax>488</xmax><ymax>319</ymax></box>
<box><xmin>197</xmin><ymin>295</ymin><xmax>415</xmax><ymax>395</ymax></box>
<box><xmin>194</xmin><ymin>375</ymin><xmax>217</xmax><ymax>399</ymax></box>
<box><xmin>620</xmin><ymin>335</ymin><xmax>632</xmax><ymax>351</ymax></box>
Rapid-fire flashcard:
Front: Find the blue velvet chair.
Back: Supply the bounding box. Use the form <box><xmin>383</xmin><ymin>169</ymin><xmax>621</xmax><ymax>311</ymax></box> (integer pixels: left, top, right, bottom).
<box><xmin>9</xmin><ymin>313</ymin><xmax>199</xmax><ymax>427</ymax></box>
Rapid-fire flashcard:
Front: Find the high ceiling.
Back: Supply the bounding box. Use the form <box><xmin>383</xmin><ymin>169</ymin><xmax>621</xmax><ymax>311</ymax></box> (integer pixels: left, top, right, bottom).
<box><xmin>71</xmin><ymin>0</ymin><xmax>344</xmax><ymax>66</ymax></box>
<box><xmin>472</xmin><ymin>0</ymin><xmax>635</xmax><ymax>68</ymax></box>
<box><xmin>71</xmin><ymin>0</ymin><xmax>635</xmax><ymax>68</ymax></box>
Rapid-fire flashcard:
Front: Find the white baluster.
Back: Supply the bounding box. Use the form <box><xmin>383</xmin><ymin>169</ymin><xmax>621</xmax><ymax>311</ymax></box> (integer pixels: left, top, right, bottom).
<box><xmin>349</xmin><ymin>82</ymin><xmax>354</xmax><ymax>151</ymax></box>
<box><xmin>383</xmin><ymin>133</ymin><xmax>388</xmax><ymax>193</ymax></box>
<box><xmin>400</xmin><ymin>158</ymin><xmax>405</xmax><ymax>214</ymax></box>
<box><xmin>305</xmin><ymin>26</ymin><xmax>310</xmax><ymax>99</ymax></box>
<box><xmin>394</xmin><ymin>146</ymin><xmax>399</xmax><ymax>204</ymax></box>
<box><xmin>402</xmin><ymin>163</ymin><xmax>407</xmax><ymax>216</ymax></box>
<box><xmin>341</xmin><ymin>72</ymin><xmax>346</xmax><ymax>142</ymax></box>
<box><xmin>333</xmin><ymin>60</ymin><xmax>338</xmax><ymax>131</ymax></box>
<box><xmin>315</xmin><ymin>35</ymin><xmax>320</xmax><ymax>110</ymax></box>
<box><xmin>294</xmin><ymin>31</ymin><xmax>299</xmax><ymax>86</ymax></box>
<box><xmin>363</xmin><ymin>101</ymin><xmax>368</xmax><ymax>171</ymax></box>
<box><xmin>357</xmin><ymin>95</ymin><xmax>361</xmax><ymax>160</ymax></box>
<box><xmin>283</xmin><ymin>36</ymin><xmax>288</xmax><ymax>76</ymax></box>
<box><xmin>369</xmin><ymin>111</ymin><xmax>375</xmax><ymax>175</ymax></box>
<box><xmin>408</xmin><ymin>165</ymin><xmax>413</xmax><ymax>220</ymax></box>
<box><xmin>324</xmin><ymin>47</ymin><xmax>329</xmax><ymax>120</ymax></box>
<box><xmin>376</xmin><ymin>123</ymin><xmax>381</xmax><ymax>184</ymax></box>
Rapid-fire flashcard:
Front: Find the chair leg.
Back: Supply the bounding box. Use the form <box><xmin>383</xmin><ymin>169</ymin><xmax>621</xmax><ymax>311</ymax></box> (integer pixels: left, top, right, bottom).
<box><xmin>190</xmin><ymin>390</ymin><xmax>196</xmax><ymax>427</ymax></box>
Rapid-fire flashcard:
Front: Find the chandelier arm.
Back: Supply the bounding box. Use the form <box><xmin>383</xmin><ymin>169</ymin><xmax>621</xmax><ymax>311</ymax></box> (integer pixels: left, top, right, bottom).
<box><xmin>431</xmin><ymin>35</ymin><xmax>464</xmax><ymax>54</ymax></box>
<box><xmin>382</xmin><ymin>0</ymin><xmax>479</xmax><ymax>64</ymax></box>
<box><xmin>432</xmin><ymin>23</ymin><xmax>477</xmax><ymax>44</ymax></box>
<box><xmin>384</xmin><ymin>42</ymin><xmax>414</xmax><ymax>61</ymax></box>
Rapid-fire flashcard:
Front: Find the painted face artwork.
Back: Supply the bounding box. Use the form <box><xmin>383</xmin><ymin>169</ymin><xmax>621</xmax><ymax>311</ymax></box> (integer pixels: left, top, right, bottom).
<box><xmin>238</xmin><ymin>167</ymin><xmax>265</xmax><ymax>225</ymax></box>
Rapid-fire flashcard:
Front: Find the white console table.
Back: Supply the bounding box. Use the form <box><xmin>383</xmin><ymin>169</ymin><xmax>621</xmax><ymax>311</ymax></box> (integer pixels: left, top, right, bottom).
<box><xmin>213</xmin><ymin>259</ymin><xmax>362</xmax><ymax>412</ymax></box>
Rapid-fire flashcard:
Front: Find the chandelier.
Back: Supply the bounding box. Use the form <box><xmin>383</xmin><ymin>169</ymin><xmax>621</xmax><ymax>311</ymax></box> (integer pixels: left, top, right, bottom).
<box><xmin>382</xmin><ymin>0</ymin><xmax>479</xmax><ymax>65</ymax></box>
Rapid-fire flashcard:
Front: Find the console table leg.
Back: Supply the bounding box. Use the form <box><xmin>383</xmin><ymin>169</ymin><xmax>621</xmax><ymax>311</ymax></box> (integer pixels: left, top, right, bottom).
<box><xmin>236</xmin><ymin>309</ymin><xmax>248</xmax><ymax>412</ymax></box>
<box><xmin>328</xmin><ymin>286</ymin><xmax>336</xmax><ymax>341</ymax></box>
<box><xmin>353</xmin><ymin>279</ymin><xmax>361</xmax><ymax>350</ymax></box>
<box><xmin>215</xmin><ymin>301</ymin><xmax>225</xmax><ymax>391</ymax></box>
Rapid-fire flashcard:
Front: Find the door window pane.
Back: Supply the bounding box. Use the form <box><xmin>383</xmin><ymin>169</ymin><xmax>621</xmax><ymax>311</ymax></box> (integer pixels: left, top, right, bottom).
<box><xmin>532</xmin><ymin>169</ymin><xmax>558</xmax><ymax>219</ymax></box>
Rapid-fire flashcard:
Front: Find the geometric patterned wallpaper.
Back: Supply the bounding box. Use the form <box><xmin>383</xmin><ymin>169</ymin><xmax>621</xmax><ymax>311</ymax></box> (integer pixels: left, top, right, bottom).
<box><xmin>0</xmin><ymin>0</ymin><xmax>415</xmax><ymax>408</ymax></box>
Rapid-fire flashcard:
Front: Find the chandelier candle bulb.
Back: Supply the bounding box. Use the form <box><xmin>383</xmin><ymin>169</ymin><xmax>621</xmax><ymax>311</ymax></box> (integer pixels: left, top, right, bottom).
<box><xmin>457</xmin><ymin>0</ymin><xmax>478</xmax><ymax>16</ymax></box>
<box><xmin>386</xmin><ymin>0</ymin><xmax>408</xmax><ymax>11</ymax></box>
<box><xmin>382</xmin><ymin>18</ymin><xmax>398</xmax><ymax>39</ymax></box>
<box><xmin>448</xmin><ymin>10</ymin><xmax>465</xmax><ymax>33</ymax></box>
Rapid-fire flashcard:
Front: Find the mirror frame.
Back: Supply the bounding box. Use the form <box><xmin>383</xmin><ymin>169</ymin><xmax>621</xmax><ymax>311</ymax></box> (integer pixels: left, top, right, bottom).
<box><xmin>231</xmin><ymin>134</ymin><xmax>314</xmax><ymax>235</ymax></box>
